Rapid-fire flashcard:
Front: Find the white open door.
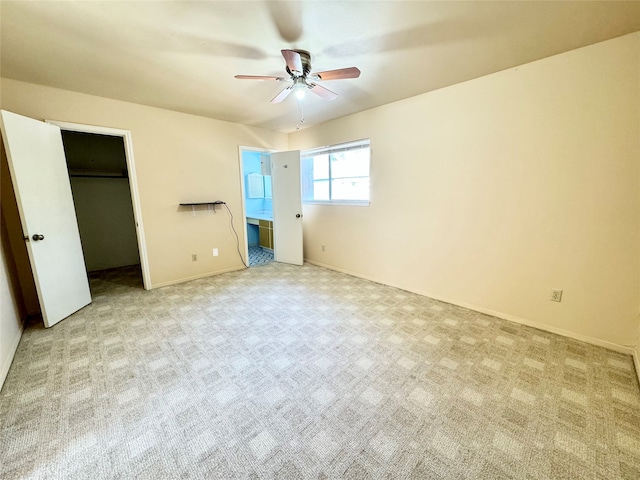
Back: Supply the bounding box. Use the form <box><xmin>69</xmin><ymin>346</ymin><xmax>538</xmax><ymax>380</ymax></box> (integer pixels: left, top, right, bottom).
<box><xmin>271</xmin><ymin>150</ymin><xmax>303</xmax><ymax>265</ymax></box>
<box><xmin>0</xmin><ymin>110</ymin><xmax>91</xmax><ymax>327</ymax></box>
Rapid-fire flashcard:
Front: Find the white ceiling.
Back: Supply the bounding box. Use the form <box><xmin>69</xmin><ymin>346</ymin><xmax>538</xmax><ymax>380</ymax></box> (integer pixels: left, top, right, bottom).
<box><xmin>2</xmin><ymin>1</ymin><xmax>639</xmax><ymax>133</ymax></box>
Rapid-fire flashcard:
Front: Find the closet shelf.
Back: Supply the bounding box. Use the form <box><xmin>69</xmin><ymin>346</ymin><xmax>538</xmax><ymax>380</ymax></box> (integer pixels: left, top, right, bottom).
<box><xmin>69</xmin><ymin>169</ymin><xmax>128</xmax><ymax>179</ymax></box>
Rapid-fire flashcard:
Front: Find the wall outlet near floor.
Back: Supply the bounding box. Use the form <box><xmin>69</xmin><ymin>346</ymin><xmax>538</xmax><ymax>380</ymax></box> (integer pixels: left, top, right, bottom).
<box><xmin>213</xmin><ymin>248</ymin><xmax>219</xmax><ymax>257</ymax></box>
<box><xmin>551</xmin><ymin>289</ymin><xmax>563</xmax><ymax>302</ymax></box>
<box><xmin>321</xmin><ymin>244</ymin><xmax>325</xmax><ymax>252</ymax></box>
<box><xmin>192</xmin><ymin>254</ymin><xmax>197</xmax><ymax>262</ymax></box>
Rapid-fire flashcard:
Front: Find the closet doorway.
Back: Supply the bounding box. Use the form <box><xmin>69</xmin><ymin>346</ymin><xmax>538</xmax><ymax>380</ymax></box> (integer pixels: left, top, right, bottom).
<box><xmin>49</xmin><ymin>121</ymin><xmax>150</xmax><ymax>290</ymax></box>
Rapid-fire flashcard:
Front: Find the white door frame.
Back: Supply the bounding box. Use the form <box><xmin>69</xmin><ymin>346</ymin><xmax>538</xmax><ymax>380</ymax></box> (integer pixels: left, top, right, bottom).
<box><xmin>47</xmin><ymin>120</ymin><xmax>151</xmax><ymax>290</ymax></box>
<box><xmin>238</xmin><ymin>145</ymin><xmax>273</xmax><ymax>265</ymax></box>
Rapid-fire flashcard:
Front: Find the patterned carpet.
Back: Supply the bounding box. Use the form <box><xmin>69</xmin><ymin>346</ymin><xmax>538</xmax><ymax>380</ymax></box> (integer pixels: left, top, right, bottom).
<box><xmin>1</xmin><ymin>262</ymin><xmax>639</xmax><ymax>479</ymax></box>
<box><xmin>249</xmin><ymin>246</ymin><xmax>274</xmax><ymax>267</ymax></box>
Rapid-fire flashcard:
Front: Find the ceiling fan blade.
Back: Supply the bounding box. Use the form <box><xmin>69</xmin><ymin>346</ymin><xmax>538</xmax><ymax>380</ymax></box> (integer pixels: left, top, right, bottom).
<box><xmin>267</xmin><ymin>2</ymin><xmax>303</xmax><ymax>43</ymax></box>
<box><xmin>271</xmin><ymin>85</ymin><xmax>294</xmax><ymax>103</ymax></box>
<box><xmin>281</xmin><ymin>49</ymin><xmax>303</xmax><ymax>76</ymax></box>
<box><xmin>314</xmin><ymin>67</ymin><xmax>361</xmax><ymax>81</ymax></box>
<box><xmin>235</xmin><ymin>75</ymin><xmax>286</xmax><ymax>81</ymax></box>
<box><xmin>309</xmin><ymin>83</ymin><xmax>338</xmax><ymax>101</ymax></box>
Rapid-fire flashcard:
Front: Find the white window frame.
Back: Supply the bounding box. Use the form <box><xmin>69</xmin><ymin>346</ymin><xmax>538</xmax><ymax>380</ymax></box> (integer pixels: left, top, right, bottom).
<box><xmin>301</xmin><ymin>139</ymin><xmax>371</xmax><ymax>206</ymax></box>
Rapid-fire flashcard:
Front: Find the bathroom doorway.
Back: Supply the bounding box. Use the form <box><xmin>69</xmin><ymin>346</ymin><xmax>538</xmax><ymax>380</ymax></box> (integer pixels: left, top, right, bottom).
<box><xmin>239</xmin><ymin>146</ymin><xmax>304</xmax><ymax>268</ymax></box>
<box><xmin>240</xmin><ymin>148</ymin><xmax>274</xmax><ymax>267</ymax></box>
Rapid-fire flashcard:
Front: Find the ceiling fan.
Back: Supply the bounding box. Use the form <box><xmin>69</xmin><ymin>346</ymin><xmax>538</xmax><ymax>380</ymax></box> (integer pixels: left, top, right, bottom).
<box><xmin>235</xmin><ymin>49</ymin><xmax>360</xmax><ymax>103</ymax></box>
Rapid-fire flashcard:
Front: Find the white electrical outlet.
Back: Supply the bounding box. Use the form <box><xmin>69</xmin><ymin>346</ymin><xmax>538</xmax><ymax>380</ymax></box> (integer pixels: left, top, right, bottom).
<box><xmin>213</xmin><ymin>248</ymin><xmax>219</xmax><ymax>257</ymax></box>
<box><xmin>192</xmin><ymin>254</ymin><xmax>198</xmax><ymax>262</ymax></box>
<box><xmin>551</xmin><ymin>289</ymin><xmax>563</xmax><ymax>302</ymax></box>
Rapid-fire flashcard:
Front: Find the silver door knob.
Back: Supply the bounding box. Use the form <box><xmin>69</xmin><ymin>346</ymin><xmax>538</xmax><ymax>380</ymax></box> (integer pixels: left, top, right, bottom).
<box><xmin>32</xmin><ymin>234</ymin><xmax>45</xmax><ymax>241</ymax></box>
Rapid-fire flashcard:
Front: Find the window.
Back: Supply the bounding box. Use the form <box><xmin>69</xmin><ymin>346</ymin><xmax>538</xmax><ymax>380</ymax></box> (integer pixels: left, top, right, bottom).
<box><xmin>301</xmin><ymin>139</ymin><xmax>370</xmax><ymax>204</ymax></box>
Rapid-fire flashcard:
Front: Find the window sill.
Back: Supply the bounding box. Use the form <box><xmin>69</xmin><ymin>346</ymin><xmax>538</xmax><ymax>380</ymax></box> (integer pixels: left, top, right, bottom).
<box><xmin>302</xmin><ymin>200</ymin><xmax>370</xmax><ymax>207</ymax></box>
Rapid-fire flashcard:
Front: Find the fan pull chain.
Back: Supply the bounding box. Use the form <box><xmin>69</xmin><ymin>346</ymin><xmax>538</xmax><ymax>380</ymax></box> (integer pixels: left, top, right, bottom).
<box><xmin>296</xmin><ymin>97</ymin><xmax>305</xmax><ymax>131</ymax></box>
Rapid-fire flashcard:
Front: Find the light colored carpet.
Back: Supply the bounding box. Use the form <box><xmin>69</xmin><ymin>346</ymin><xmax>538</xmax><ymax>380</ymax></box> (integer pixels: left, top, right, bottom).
<box><xmin>1</xmin><ymin>262</ymin><xmax>639</xmax><ymax>479</ymax></box>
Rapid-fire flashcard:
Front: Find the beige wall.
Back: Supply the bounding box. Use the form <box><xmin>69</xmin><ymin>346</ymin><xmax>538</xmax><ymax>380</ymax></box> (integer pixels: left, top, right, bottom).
<box><xmin>290</xmin><ymin>33</ymin><xmax>640</xmax><ymax>349</ymax></box>
<box><xmin>1</xmin><ymin>144</ymin><xmax>39</xmax><ymax>314</ymax></box>
<box><xmin>70</xmin><ymin>177</ymin><xmax>140</xmax><ymax>272</ymax></box>
<box><xmin>0</xmin><ymin>216</ymin><xmax>24</xmax><ymax>389</ymax></box>
<box><xmin>636</xmin><ymin>319</ymin><xmax>640</xmax><ymax>380</ymax></box>
<box><xmin>1</xmin><ymin>79</ymin><xmax>288</xmax><ymax>287</ymax></box>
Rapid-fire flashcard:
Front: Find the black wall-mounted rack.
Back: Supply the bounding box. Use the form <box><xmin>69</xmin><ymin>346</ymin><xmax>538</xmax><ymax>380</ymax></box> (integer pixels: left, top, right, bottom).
<box><xmin>180</xmin><ymin>201</ymin><xmax>226</xmax><ymax>215</ymax></box>
<box><xmin>179</xmin><ymin>201</ymin><xmax>226</xmax><ymax>206</ymax></box>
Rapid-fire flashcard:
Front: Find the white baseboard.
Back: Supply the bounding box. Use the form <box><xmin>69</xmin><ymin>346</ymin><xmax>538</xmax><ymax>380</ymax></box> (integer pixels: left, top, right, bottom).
<box><xmin>0</xmin><ymin>319</ymin><xmax>24</xmax><ymax>392</ymax></box>
<box><xmin>150</xmin><ymin>265</ymin><xmax>246</xmax><ymax>289</ymax></box>
<box><xmin>304</xmin><ymin>259</ymin><xmax>635</xmax><ymax>356</ymax></box>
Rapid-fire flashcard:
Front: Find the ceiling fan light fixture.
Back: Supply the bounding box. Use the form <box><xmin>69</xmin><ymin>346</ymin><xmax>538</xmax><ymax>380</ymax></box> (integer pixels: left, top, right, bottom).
<box><xmin>294</xmin><ymin>83</ymin><xmax>307</xmax><ymax>100</ymax></box>
<box><xmin>292</xmin><ymin>76</ymin><xmax>308</xmax><ymax>100</ymax></box>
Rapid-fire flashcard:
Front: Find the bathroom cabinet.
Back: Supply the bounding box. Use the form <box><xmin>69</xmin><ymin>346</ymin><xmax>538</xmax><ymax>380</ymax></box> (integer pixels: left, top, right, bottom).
<box><xmin>258</xmin><ymin>220</ymin><xmax>273</xmax><ymax>250</ymax></box>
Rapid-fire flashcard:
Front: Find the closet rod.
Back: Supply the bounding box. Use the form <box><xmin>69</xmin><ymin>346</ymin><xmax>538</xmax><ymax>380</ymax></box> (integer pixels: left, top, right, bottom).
<box><xmin>69</xmin><ymin>174</ymin><xmax>128</xmax><ymax>179</ymax></box>
<box><xmin>68</xmin><ymin>169</ymin><xmax>128</xmax><ymax>179</ymax></box>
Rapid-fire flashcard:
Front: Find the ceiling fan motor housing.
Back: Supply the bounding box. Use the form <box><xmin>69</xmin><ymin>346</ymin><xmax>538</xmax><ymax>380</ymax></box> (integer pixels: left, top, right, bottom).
<box><xmin>287</xmin><ymin>49</ymin><xmax>312</xmax><ymax>77</ymax></box>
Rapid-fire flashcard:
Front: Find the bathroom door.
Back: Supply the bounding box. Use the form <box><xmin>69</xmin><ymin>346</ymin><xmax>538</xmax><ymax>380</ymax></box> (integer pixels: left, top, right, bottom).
<box><xmin>271</xmin><ymin>150</ymin><xmax>303</xmax><ymax>265</ymax></box>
